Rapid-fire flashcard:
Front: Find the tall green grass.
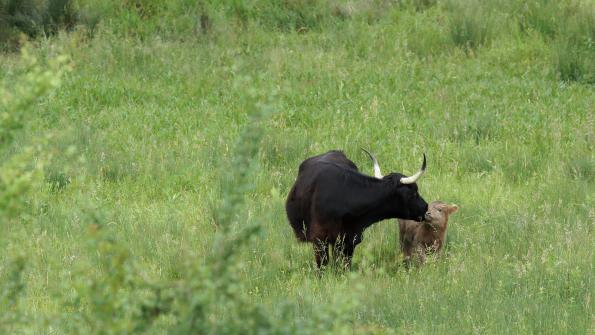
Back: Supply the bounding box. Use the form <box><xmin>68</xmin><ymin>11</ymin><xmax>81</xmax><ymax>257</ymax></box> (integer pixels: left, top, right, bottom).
<box><xmin>553</xmin><ymin>7</ymin><xmax>594</xmax><ymax>83</ymax></box>
<box><xmin>1</xmin><ymin>0</ymin><xmax>594</xmax><ymax>333</ymax></box>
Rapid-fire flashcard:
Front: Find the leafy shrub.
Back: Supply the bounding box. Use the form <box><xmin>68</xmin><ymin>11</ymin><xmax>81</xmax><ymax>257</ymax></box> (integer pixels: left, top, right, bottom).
<box><xmin>0</xmin><ymin>46</ymin><xmax>70</xmax><ymax>332</ymax></box>
<box><xmin>0</xmin><ymin>46</ymin><xmax>70</xmax><ymax>217</ymax></box>
<box><xmin>0</xmin><ymin>257</ymin><xmax>26</xmax><ymax>333</ymax></box>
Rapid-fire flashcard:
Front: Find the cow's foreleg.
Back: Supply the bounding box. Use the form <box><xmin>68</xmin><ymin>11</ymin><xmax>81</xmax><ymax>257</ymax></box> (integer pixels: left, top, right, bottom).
<box><xmin>341</xmin><ymin>242</ymin><xmax>355</xmax><ymax>270</ymax></box>
<box><xmin>338</xmin><ymin>234</ymin><xmax>360</xmax><ymax>270</ymax></box>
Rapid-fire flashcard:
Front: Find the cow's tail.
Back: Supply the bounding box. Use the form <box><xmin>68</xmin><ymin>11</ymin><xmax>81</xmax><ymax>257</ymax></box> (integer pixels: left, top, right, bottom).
<box><xmin>287</xmin><ymin>207</ymin><xmax>309</xmax><ymax>242</ymax></box>
<box><xmin>286</xmin><ymin>190</ymin><xmax>309</xmax><ymax>242</ymax></box>
<box><xmin>290</xmin><ymin>219</ymin><xmax>309</xmax><ymax>242</ymax></box>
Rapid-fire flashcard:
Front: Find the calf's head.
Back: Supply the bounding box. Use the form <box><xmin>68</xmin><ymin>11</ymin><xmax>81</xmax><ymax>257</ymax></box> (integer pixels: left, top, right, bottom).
<box><xmin>423</xmin><ymin>201</ymin><xmax>459</xmax><ymax>229</ymax></box>
<box><xmin>362</xmin><ymin>149</ymin><xmax>429</xmax><ymax>222</ymax></box>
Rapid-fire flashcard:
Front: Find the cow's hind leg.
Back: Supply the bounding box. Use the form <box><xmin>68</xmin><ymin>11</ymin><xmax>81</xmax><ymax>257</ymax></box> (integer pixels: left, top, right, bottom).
<box><xmin>313</xmin><ymin>240</ymin><xmax>329</xmax><ymax>270</ymax></box>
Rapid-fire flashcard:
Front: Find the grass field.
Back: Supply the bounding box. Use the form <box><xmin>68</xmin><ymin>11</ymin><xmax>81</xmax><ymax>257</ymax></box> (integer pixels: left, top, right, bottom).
<box><xmin>1</xmin><ymin>0</ymin><xmax>593</xmax><ymax>333</ymax></box>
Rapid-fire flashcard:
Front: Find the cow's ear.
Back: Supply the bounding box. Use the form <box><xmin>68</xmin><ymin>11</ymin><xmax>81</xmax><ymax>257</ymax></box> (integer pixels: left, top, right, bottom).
<box><xmin>447</xmin><ymin>204</ymin><xmax>459</xmax><ymax>214</ymax></box>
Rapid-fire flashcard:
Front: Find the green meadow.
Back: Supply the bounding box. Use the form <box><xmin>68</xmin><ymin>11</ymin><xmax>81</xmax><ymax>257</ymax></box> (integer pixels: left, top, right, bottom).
<box><xmin>1</xmin><ymin>0</ymin><xmax>593</xmax><ymax>333</ymax></box>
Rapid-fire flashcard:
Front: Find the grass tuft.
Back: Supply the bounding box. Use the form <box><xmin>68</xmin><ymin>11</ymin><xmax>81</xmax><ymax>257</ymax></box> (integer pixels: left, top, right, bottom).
<box><xmin>446</xmin><ymin>0</ymin><xmax>493</xmax><ymax>51</ymax></box>
<box><xmin>553</xmin><ymin>6</ymin><xmax>594</xmax><ymax>83</ymax></box>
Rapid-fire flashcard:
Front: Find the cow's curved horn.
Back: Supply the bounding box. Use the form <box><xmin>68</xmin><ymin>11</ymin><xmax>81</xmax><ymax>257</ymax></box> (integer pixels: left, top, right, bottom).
<box><xmin>400</xmin><ymin>154</ymin><xmax>426</xmax><ymax>184</ymax></box>
<box><xmin>361</xmin><ymin>148</ymin><xmax>383</xmax><ymax>179</ymax></box>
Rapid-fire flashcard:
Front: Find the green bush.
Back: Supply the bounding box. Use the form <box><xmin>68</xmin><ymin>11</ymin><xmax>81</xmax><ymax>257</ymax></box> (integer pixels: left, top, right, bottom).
<box><xmin>0</xmin><ymin>46</ymin><xmax>70</xmax><ymax>332</ymax></box>
<box><xmin>0</xmin><ymin>256</ymin><xmax>26</xmax><ymax>333</ymax></box>
<box><xmin>0</xmin><ymin>46</ymin><xmax>70</xmax><ymax>217</ymax></box>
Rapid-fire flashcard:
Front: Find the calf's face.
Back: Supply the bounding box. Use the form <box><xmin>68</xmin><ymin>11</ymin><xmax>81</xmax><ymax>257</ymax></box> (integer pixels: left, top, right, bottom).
<box><xmin>399</xmin><ymin>200</ymin><xmax>459</xmax><ymax>266</ymax></box>
<box><xmin>423</xmin><ymin>201</ymin><xmax>459</xmax><ymax>229</ymax></box>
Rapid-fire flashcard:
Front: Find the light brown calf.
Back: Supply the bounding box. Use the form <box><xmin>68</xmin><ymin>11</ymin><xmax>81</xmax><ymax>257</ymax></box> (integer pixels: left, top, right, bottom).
<box><xmin>398</xmin><ymin>201</ymin><xmax>459</xmax><ymax>265</ymax></box>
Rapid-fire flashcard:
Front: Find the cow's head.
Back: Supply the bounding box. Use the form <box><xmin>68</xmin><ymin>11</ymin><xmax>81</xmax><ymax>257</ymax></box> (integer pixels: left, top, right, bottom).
<box><xmin>362</xmin><ymin>149</ymin><xmax>428</xmax><ymax>222</ymax></box>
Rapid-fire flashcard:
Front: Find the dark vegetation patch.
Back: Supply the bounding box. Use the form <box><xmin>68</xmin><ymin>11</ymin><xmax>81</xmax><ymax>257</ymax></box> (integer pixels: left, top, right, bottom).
<box><xmin>46</xmin><ymin>169</ymin><xmax>70</xmax><ymax>192</ymax></box>
<box><xmin>0</xmin><ymin>0</ymin><xmax>78</xmax><ymax>51</ymax></box>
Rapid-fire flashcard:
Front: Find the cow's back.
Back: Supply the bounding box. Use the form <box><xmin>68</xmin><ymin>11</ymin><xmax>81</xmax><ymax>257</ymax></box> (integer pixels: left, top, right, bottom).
<box><xmin>298</xmin><ymin>150</ymin><xmax>358</xmax><ymax>174</ymax></box>
<box><xmin>286</xmin><ymin>151</ymin><xmax>359</xmax><ymax>241</ymax></box>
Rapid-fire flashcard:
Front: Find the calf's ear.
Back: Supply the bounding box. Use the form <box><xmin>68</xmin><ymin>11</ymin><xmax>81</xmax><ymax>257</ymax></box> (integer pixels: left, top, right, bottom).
<box><xmin>447</xmin><ymin>204</ymin><xmax>459</xmax><ymax>214</ymax></box>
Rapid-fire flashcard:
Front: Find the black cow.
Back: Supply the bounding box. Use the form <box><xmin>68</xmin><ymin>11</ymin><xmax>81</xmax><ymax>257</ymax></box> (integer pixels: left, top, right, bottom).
<box><xmin>285</xmin><ymin>149</ymin><xmax>428</xmax><ymax>269</ymax></box>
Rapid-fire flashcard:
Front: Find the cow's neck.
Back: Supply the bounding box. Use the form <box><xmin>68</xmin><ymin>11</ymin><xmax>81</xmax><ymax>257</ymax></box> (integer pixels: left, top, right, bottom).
<box><xmin>353</xmin><ymin>182</ymin><xmax>400</xmax><ymax>228</ymax></box>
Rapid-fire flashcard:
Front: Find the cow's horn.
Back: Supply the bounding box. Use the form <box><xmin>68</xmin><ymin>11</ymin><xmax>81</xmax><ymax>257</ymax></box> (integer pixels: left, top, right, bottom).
<box><xmin>400</xmin><ymin>153</ymin><xmax>426</xmax><ymax>184</ymax></box>
<box><xmin>361</xmin><ymin>148</ymin><xmax>383</xmax><ymax>179</ymax></box>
